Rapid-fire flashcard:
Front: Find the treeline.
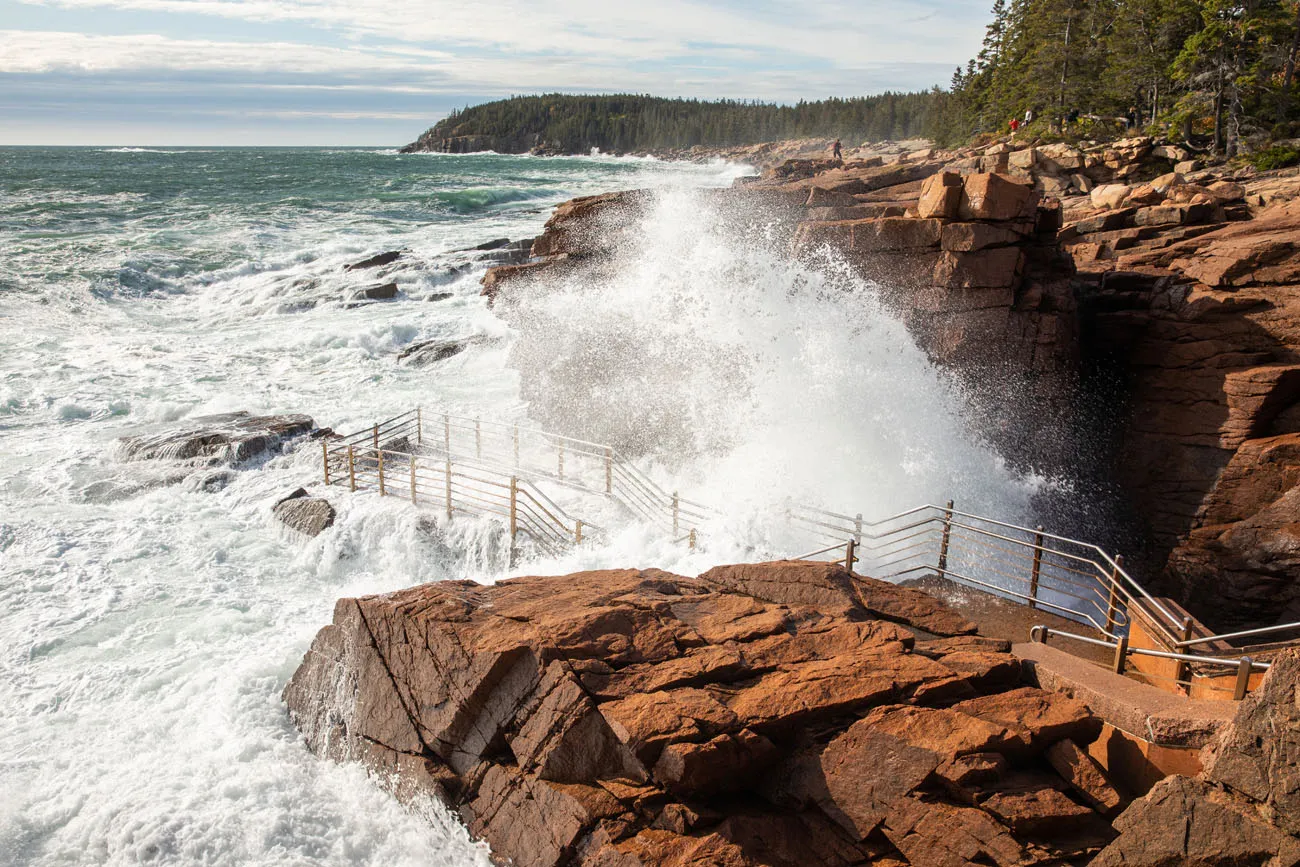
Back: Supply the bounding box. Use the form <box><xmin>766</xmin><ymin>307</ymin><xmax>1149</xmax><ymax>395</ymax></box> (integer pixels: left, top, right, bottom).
<box><xmin>410</xmin><ymin>2</ymin><xmax>1300</xmax><ymax>156</ymax></box>
<box><xmin>937</xmin><ymin>0</ymin><xmax>1300</xmax><ymax>153</ymax></box>
<box><xmin>416</xmin><ymin>93</ymin><xmax>941</xmax><ymax>153</ymax></box>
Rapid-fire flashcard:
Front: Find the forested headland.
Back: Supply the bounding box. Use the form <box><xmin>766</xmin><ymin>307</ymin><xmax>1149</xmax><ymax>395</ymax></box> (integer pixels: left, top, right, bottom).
<box><xmin>403</xmin><ymin>0</ymin><xmax>1300</xmax><ymax>158</ymax></box>
<box><xmin>401</xmin><ymin>93</ymin><xmax>938</xmax><ymax>154</ymax></box>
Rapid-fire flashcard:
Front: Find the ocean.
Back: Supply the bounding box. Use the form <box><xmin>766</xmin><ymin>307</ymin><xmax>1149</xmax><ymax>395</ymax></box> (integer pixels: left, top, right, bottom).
<box><xmin>0</xmin><ymin>147</ymin><xmax>1035</xmax><ymax>865</ymax></box>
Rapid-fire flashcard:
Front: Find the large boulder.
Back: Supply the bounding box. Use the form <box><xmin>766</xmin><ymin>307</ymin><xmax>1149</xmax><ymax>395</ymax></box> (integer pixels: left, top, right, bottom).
<box><xmin>1093</xmin><ymin>650</ymin><xmax>1300</xmax><ymax>864</ymax></box>
<box><xmin>284</xmin><ymin>562</ymin><xmax>1123</xmax><ymax>866</ymax></box>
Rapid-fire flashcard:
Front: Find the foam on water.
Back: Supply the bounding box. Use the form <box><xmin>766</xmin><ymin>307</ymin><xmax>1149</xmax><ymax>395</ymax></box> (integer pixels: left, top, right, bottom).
<box><xmin>0</xmin><ymin>148</ymin><xmax>1040</xmax><ymax>865</ymax></box>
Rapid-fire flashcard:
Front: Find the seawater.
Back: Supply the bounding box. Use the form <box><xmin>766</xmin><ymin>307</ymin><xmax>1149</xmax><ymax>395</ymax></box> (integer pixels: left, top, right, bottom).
<box><xmin>0</xmin><ymin>147</ymin><xmax>1037</xmax><ymax>865</ymax></box>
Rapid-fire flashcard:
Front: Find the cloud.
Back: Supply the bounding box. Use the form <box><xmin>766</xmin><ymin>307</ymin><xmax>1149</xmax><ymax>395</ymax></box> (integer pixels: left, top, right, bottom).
<box><xmin>2</xmin><ymin>1</ymin><xmax>988</xmax><ymax>142</ymax></box>
<box><xmin>13</xmin><ymin>0</ymin><xmax>986</xmax><ymax>67</ymax></box>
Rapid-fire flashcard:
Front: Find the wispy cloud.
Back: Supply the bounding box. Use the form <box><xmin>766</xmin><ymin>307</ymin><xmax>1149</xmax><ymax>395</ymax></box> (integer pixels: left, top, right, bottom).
<box><xmin>2</xmin><ymin>0</ymin><xmax>987</xmax><ymax>143</ymax></box>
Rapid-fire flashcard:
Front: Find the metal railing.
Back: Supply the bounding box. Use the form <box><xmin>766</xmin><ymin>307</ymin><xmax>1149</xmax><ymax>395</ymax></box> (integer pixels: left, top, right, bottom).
<box><xmin>321</xmin><ymin>408</ymin><xmax>1300</xmax><ymax>694</ymax></box>
<box><xmin>321</xmin><ymin>418</ymin><xmax>591</xmax><ymax>560</ymax></box>
<box><xmin>1030</xmin><ymin>625</ymin><xmax>1269</xmax><ymax>702</ymax></box>
<box><xmin>789</xmin><ymin>501</ymin><xmax>1174</xmax><ymax>641</ymax></box>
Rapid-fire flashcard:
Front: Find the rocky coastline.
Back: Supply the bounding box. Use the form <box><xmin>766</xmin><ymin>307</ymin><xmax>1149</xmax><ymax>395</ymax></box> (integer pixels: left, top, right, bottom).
<box><xmin>480</xmin><ymin>138</ymin><xmax>1300</xmax><ymax>636</ymax></box>
<box><xmin>284</xmin><ymin>560</ymin><xmax>1300</xmax><ymax>865</ymax></box>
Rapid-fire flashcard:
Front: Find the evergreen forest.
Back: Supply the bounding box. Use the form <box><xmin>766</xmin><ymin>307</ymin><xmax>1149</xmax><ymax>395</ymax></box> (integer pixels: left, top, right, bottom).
<box><xmin>413</xmin><ymin>1</ymin><xmax>1300</xmax><ymax>155</ymax></box>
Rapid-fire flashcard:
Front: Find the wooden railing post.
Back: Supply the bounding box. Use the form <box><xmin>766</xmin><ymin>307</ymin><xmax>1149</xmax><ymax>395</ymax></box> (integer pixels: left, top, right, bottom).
<box><xmin>575</xmin><ymin>520</ymin><xmax>583</xmax><ymax>545</ymax></box>
<box><xmin>557</xmin><ymin>442</ymin><xmax>565</xmax><ymax>480</ymax></box>
<box><xmin>410</xmin><ymin>457</ymin><xmax>417</xmax><ymax>504</ymax></box>
<box><xmin>322</xmin><ymin>440</ymin><xmax>331</xmax><ymax>485</ymax></box>
<box><xmin>689</xmin><ymin>528</ymin><xmax>697</xmax><ymax>551</ymax></box>
<box><xmin>372</xmin><ymin>424</ymin><xmax>380</xmax><ymax>453</ymax></box>
<box><xmin>854</xmin><ymin>513</ymin><xmax>863</xmax><ymax>545</ymax></box>
<box><xmin>443</xmin><ymin>413</ymin><xmax>451</xmax><ymax>456</ymax></box>
<box><xmin>1028</xmin><ymin>525</ymin><xmax>1044</xmax><ymax>610</ymax></box>
<box><xmin>672</xmin><ymin>493</ymin><xmax>680</xmax><ymax>536</ymax></box>
<box><xmin>1234</xmin><ymin>657</ymin><xmax>1253</xmax><ymax>701</ymax></box>
<box><xmin>445</xmin><ymin>459</ymin><xmax>453</xmax><ymax>520</ymax></box>
<box><xmin>605</xmin><ymin>447</ymin><xmax>613</xmax><ymax>494</ymax></box>
<box><xmin>1112</xmin><ymin>635</ymin><xmax>1129</xmax><ymax>675</ymax></box>
<box><xmin>1104</xmin><ymin>554</ymin><xmax>1124</xmax><ymax>635</ymax></box>
<box><xmin>347</xmin><ymin>446</ymin><xmax>356</xmax><ymax>492</ymax></box>
<box><xmin>475</xmin><ymin>419</ymin><xmax>482</xmax><ymax>460</ymax></box>
<box><xmin>844</xmin><ymin>538</ymin><xmax>857</xmax><ymax>573</ymax></box>
<box><xmin>377</xmin><ymin>448</ymin><xmax>386</xmax><ymax>497</ymax></box>
<box><xmin>416</xmin><ymin>407</ymin><xmax>423</xmax><ymax>445</ymax></box>
<box><xmin>513</xmin><ymin>425</ymin><xmax>520</xmax><ymax>467</ymax></box>
<box><xmin>937</xmin><ymin>500</ymin><xmax>954</xmax><ymax>579</ymax></box>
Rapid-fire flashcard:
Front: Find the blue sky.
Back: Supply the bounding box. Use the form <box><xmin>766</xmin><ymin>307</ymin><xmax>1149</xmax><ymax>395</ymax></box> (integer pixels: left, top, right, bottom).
<box><xmin>1</xmin><ymin>0</ymin><xmax>990</xmax><ymax>145</ymax></box>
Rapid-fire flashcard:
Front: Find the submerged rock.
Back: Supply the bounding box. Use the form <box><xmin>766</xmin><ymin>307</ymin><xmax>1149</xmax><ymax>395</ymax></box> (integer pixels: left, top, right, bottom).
<box><xmin>353</xmin><ymin>282</ymin><xmax>399</xmax><ymax>301</ymax></box>
<box><xmin>344</xmin><ymin>251</ymin><xmax>403</xmax><ymax>271</ymax></box>
<box><xmin>273</xmin><ymin>488</ymin><xmax>335</xmax><ymax>537</ymax></box>
<box><xmin>117</xmin><ymin>412</ymin><xmax>315</xmax><ymax>466</ymax></box>
<box><xmin>397</xmin><ymin>338</ymin><xmax>470</xmax><ymax>367</ymax></box>
<box><xmin>284</xmin><ymin>560</ymin><xmax>1123</xmax><ymax>866</ymax></box>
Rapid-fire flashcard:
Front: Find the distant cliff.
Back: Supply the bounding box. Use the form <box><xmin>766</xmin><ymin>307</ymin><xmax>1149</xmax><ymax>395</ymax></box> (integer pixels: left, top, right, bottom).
<box><xmin>398</xmin><ymin>93</ymin><xmax>941</xmax><ymax>155</ymax></box>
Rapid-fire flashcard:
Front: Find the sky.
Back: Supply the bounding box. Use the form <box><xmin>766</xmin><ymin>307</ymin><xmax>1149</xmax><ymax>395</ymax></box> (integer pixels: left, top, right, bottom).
<box><xmin>1</xmin><ymin>0</ymin><xmax>991</xmax><ymax>146</ymax></box>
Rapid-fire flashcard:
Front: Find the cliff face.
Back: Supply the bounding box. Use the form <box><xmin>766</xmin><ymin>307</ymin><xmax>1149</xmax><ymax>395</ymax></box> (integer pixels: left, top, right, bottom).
<box><xmin>480</xmin><ymin>144</ymin><xmax>1300</xmax><ymax>634</ymax></box>
<box><xmin>285</xmin><ymin>562</ymin><xmax>1132</xmax><ymax>867</ymax></box>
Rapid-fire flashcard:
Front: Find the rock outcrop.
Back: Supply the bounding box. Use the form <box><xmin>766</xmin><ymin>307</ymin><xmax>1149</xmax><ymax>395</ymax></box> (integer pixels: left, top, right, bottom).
<box><xmin>274</xmin><ymin>488</ymin><xmax>335</xmax><ymax>537</ymax></box>
<box><xmin>118</xmin><ymin>412</ymin><xmax>316</xmax><ymax>466</ymax></box>
<box><xmin>285</xmin><ymin>561</ymin><xmax>1132</xmax><ymax>866</ymax></box>
<box><xmin>1093</xmin><ymin>649</ymin><xmax>1300</xmax><ymax>865</ymax></box>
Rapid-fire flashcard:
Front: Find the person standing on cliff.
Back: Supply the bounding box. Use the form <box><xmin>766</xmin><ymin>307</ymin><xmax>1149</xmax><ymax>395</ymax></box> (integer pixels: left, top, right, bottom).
<box><xmin>831</xmin><ymin>138</ymin><xmax>842</xmax><ymax>162</ymax></box>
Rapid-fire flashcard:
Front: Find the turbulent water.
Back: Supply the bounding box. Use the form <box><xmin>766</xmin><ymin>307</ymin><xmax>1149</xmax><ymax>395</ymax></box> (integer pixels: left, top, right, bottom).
<box><xmin>0</xmin><ymin>147</ymin><xmax>1039</xmax><ymax>865</ymax></box>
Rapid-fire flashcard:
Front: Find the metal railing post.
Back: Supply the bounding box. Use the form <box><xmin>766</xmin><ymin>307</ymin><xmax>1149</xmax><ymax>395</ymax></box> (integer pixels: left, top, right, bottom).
<box><xmin>673</xmin><ymin>493</ymin><xmax>680</xmax><ymax>536</ymax></box>
<box><xmin>410</xmin><ymin>457</ymin><xmax>417</xmax><ymax>504</ymax></box>
<box><xmin>1104</xmin><ymin>555</ymin><xmax>1124</xmax><ymax>635</ymax></box>
<box><xmin>1112</xmin><ymin>635</ymin><xmax>1129</xmax><ymax>675</ymax></box>
<box><xmin>509</xmin><ymin>476</ymin><xmax>518</xmax><ymax>552</ymax></box>
<box><xmin>937</xmin><ymin>500</ymin><xmax>954</xmax><ymax>579</ymax></box>
<box><xmin>445</xmin><ymin>459</ymin><xmax>453</xmax><ymax>520</ymax></box>
<box><xmin>416</xmin><ymin>407</ymin><xmax>422</xmax><ymax>445</ymax></box>
<box><xmin>347</xmin><ymin>446</ymin><xmax>356</xmax><ymax>492</ymax></box>
<box><xmin>322</xmin><ymin>440</ymin><xmax>331</xmax><ymax>485</ymax></box>
<box><xmin>1234</xmin><ymin>657</ymin><xmax>1253</xmax><ymax>701</ymax></box>
<box><xmin>1176</xmin><ymin>616</ymin><xmax>1194</xmax><ymax>693</ymax></box>
<box><xmin>377</xmin><ymin>449</ymin><xmax>386</xmax><ymax>497</ymax></box>
<box><xmin>605</xmin><ymin>447</ymin><xmax>613</xmax><ymax>494</ymax></box>
<box><xmin>1029</xmin><ymin>525</ymin><xmax>1044</xmax><ymax>610</ymax></box>
<box><xmin>475</xmin><ymin>419</ymin><xmax>482</xmax><ymax>460</ymax></box>
<box><xmin>844</xmin><ymin>538</ymin><xmax>857</xmax><ymax>573</ymax></box>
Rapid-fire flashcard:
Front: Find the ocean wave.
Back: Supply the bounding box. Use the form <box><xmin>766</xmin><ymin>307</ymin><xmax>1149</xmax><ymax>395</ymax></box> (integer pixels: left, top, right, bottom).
<box><xmin>98</xmin><ymin>147</ymin><xmax>200</xmax><ymax>154</ymax></box>
<box><xmin>433</xmin><ymin>186</ymin><xmax>559</xmax><ymax>213</ymax></box>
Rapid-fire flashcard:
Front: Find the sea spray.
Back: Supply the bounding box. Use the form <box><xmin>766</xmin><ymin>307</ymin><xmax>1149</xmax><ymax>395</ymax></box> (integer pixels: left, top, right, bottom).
<box><xmin>500</xmin><ymin>185</ymin><xmax>1041</xmax><ymax>557</ymax></box>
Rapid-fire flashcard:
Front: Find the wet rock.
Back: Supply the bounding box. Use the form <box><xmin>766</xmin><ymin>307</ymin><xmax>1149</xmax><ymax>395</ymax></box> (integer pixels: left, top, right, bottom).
<box><xmin>284</xmin><ymin>562</ymin><xmax>1125</xmax><ymax>866</ymax></box>
<box><xmin>273</xmin><ymin>488</ymin><xmax>335</xmax><ymax>537</ymax></box>
<box><xmin>472</xmin><ymin>238</ymin><xmax>511</xmax><ymax>251</ymax></box>
<box><xmin>344</xmin><ymin>251</ymin><xmax>402</xmax><ymax>271</ymax></box>
<box><xmin>118</xmin><ymin>412</ymin><xmax>315</xmax><ymax>467</ymax></box>
<box><xmin>396</xmin><ymin>338</ymin><xmax>469</xmax><ymax>367</ymax></box>
<box><xmin>353</xmin><ymin>282</ymin><xmax>399</xmax><ymax>301</ymax></box>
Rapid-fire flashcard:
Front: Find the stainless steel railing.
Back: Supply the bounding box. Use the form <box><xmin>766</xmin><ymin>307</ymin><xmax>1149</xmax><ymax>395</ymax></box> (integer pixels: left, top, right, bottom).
<box><xmin>320</xmin><ymin>408</ymin><xmax>1300</xmax><ymax>686</ymax></box>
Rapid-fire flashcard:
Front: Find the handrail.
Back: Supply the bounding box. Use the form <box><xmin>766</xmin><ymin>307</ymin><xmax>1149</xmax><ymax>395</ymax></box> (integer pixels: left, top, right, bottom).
<box><xmin>325</xmin><ymin>408</ymin><xmax>1299</xmax><ymax>683</ymax></box>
